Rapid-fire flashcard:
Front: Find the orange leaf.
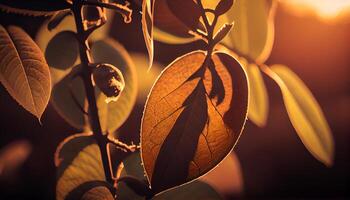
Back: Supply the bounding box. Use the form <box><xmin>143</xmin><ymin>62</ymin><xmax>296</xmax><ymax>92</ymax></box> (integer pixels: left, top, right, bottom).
<box><xmin>141</xmin><ymin>50</ymin><xmax>248</xmax><ymax>193</ymax></box>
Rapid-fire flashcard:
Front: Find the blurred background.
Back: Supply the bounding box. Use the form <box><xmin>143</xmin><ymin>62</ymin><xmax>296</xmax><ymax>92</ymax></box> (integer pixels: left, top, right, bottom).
<box><xmin>0</xmin><ymin>1</ymin><xmax>349</xmax><ymax>199</ymax></box>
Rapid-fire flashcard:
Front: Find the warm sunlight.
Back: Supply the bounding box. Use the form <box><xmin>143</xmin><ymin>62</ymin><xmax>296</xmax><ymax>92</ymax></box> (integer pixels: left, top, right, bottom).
<box><xmin>282</xmin><ymin>0</ymin><xmax>350</xmax><ymax>20</ymax></box>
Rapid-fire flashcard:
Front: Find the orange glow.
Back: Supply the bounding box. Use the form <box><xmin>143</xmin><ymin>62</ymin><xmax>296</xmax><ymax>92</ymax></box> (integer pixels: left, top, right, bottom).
<box><xmin>282</xmin><ymin>0</ymin><xmax>350</xmax><ymax>21</ymax></box>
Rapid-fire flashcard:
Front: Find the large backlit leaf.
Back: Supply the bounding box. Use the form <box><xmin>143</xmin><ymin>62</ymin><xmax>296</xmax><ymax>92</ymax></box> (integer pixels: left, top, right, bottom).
<box><xmin>153</xmin><ymin>181</ymin><xmax>223</xmax><ymax>200</ymax></box>
<box><xmin>223</xmin><ymin>0</ymin><xmax>277</xmax><ymax>63</ymax></box>
<box><xmin>91</xmin><ymin>38</ymin><xmax>138</xmax><ymax>133</ymax></box>
<box><xmin>55</xmin><ymin>133</ymin><xmax>112</xmax><ymax>200</ymax></box>
<box><xmin>0</xmin><ymin>0</ymin><xmax>70</xmax><ymax>17</ymax></box>
<box><xmin>117</xmin><ymin>152</ymin><xmax>223</xmax><ymax>199</ymax></box>
<box><xmin>141</xmin><ymin>51</ymin><xmax>248</xmax><ymax>192</ymax></box>
<box><xmin>142</xmin><ymin>0</ymin><xmax>155</xmax><ymax>69</ymax></box>
<box><xmin>266</xmin><ymin>64</ymin><xmax>334</xmax><ymax>166</ymax></box>
<box><xmin>0</xmin><ymin>25</ymin><xmax>51</xmax><ymax>120</ymax></box>
<box><xmin>199</xmin><ymin>152</ymin><xmax>243</xmax><ymax>196</ymax></box>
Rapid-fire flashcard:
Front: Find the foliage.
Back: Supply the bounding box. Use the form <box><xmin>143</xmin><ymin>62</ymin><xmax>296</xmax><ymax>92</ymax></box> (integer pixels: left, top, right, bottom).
<box><xmin>0</xmin><ymin>0</ymin><xmax>335</xmax><ymax>199</ymax></box>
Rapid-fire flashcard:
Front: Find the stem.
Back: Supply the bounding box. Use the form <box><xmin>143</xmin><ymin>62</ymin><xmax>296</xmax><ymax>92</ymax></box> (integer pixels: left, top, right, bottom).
<box><xmin>72</xmin><ymin>0</ymin><xmax>113</xmax><ymax>184</ymax></box>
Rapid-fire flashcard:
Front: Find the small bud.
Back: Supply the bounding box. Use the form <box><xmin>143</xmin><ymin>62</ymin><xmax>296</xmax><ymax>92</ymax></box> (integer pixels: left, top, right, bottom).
<box><xmin>92</xmin><ymin>63</ymin><xmax>125</xmax><ymax>103</ymax></box>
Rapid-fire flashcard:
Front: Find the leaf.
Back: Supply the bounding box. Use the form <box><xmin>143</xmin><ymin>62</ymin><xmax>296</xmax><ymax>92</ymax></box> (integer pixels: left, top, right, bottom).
<box><xmin>222</xmin><ymin>0</ymin><xmax>277</xmax><ymax>63</ymax></box>
<box><xmin>153</xmin><ymin>27</ymin><xmax>197</xmax><ymax>44</ymax></box>
<box><xmin>200</xmin><ymin>152</ymin><xmax>243</xmax><ymax>196</ymax></box>
<box><xmin>0</xmin><ymin>25</ymin><xmax>51</xmax><ymax>120</ymax></box>
<box><xmin>266</xmin><ymin>64</ymin><xmax>334</xmax><ymax>166</ymax></box>
<box><xmin>81</xmin><ymin>186</ymin><xmax>114</xmax><ymax>200</ymax></box>
<box><xmin>142</xmin><ymin>0</ymin><xmax>155</xmax><ymax>69</ymax></box>
<box><xmin>153</xmin><ymin>0</ymin><xmax>198</xmax><ymax>44</ymax></box>
<box><xmin>0</xmin><ymin>0</ymin><xmax>71</xmax><ymax>17</ymax></box>
<box><xmin>215</xmin><ymin>0</ymin><xmax>234</xmax><ymax>16</ymax></box>
<box><xmin>116</xmin><ymin>152</ymin><xmax>147</xmax><ymax>200</ymax></box>
<box><xmin>152</xmin><ymin>181</ymin><xmax>223</xmax><ymax>200</ymax></box>
<box><xmin>50</xmin><ymin>66</ymin><xmax>86</xmax><ymax>129</ymax></box>
<box><xmin>141</xmin><ymin>51</ymin><xmax>249</xmax><ymax>192</ymax></box>
<box><xmin>91</xmin><ymin>38</ymin><xmax>138</xmax><ymax>133</ymax></box>
<box><xmin>45</xmin><ymin>31</ymin><xmax>79</xmax><ymax>70</ymax></box>
<box><xmin>55</xmin><ymin>133</ymin><xmax>111</xmax><ymax>200</ymax></box>
<box><xmin>213</xmin><ymin>23</ymin><xmax>234</xmax><ymax>45</ymax></box>
<box><xmin>166</xmin><ymin>0</ymin><xmax>202</xmax><ymax>33</ymax></box>
<box><xmin>48</xmin><ymin>10</ymin><xmax>72</xmax><ymax>31</ymax></box>
<box><xmin>241</xmin><ymin>59</ymin><xmax>269</xmax><ymax>127</ymax></box>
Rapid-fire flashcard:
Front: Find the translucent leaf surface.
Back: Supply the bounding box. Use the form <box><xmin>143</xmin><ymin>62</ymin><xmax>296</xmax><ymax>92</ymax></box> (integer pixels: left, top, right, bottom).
<box><xmin>0</xmin><ymin>25</ymin><xmax>51</xmax><ymax>120</ymax></box>
<box><xmin>141</xmin><ymin>51</ymin><xmax>248</xmax><ymax>192</ymax></box>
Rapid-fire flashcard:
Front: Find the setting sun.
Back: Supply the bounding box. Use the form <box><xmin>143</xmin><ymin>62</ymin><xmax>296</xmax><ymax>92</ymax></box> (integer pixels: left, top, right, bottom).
<box><xmin>282</xmin><ymin>0</ymin><xmax>350</xmax><ymax>20</ymax></box>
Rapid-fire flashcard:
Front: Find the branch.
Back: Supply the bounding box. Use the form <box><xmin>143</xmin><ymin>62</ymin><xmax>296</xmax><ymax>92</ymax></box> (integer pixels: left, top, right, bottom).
<box><xmin>72</xmin><ymin>0</ymin><xmax>113</xmax><ymax>185</ymax></box>
<box><xmin>107</xmin><ymin>136</ymin><xmax>138</xmax><ymax>153</ymax></box>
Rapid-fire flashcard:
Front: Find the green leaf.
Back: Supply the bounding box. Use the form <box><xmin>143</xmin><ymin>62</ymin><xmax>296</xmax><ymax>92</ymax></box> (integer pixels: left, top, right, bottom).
<box><xmin>50</xmin><ymin>66</ymin><xmax>86</xmax><ymax>129</ymax></box>
<box><xmin>223</xmin><ymin>0</ymin><xmax>277</xmax><ymax>63</ymax></box>
<box><xmin>91</xmin><ymin>38</ymin><xmax>138</xmax><ymax>133</ymax></box>
<box><xmin>116</xmin><ymin>152</ymin><xmax>147</xmax><ymax>200</ymax></box>
<box><xmin>0</xmin><ymin>1</ymin><xmax>70</xmax><ymax>17</ymax></box>
<box><xmin>241</xmin><ymin>59</ymin><xmax>269</xmax><ymax>127</ymax></box>
<box><xmin>45</xmin><ymin>31</ymin><xmax>79</xmax><ymax>70</ymax></box>
<box><xmin>55</xmin><ymin>133</ymin><xmax>112</xmax><ymax>200</ymax></box>
<box><xmin>152</xmin><ymin>181</ymin><xmax>223</xmax><ymax>200</ymax></box>
<box><xmin>267</xmin><ymin>64</ymin><xmax>334</xmax><ymax>166</ymax></box>
<box><xmin>0</xmin><ymin>25</ymin><xmax>51</xmax><ymax>120</ymax></box>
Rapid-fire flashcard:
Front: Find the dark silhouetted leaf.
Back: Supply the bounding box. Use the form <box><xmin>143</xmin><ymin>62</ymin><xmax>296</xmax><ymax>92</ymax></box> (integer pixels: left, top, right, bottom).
<box><xmin>152</xmin><ymin>181</ymin><xmax>223</xmax><ymax>200</ymax></box>
<box><xmin>118</xmin><ymin>176</ymin><xmax>152</xmax><ymax>197</ymax></box>
<box><xmin>55</xmin><ymin>133</ymin><xmax>108</xmax><ymax>200</ymax></box>
<box><xmin>213</xmin><ymin>23</ymin><xmax>234</xmax><ymax>45</ymax></box>
<box><xmin>45</xmin><ymin>31</ymin><xmax>78</xmax><ymax>70</ymax></box>
<box><xmin>0</xmin><ymin>25</ymin><xmax>51</xmax><ymax>120</ymax></box>
<box><xmin>153</xmin><ymin>0</ymin><xmax>197</xmax><ymax>42</ymax></box>
<box><xmin>141</xmin><ymin>51</ymin><xmax>248</xmax><ymax>192</ymax></box>
<box><xmin>166</xmin><ymin>0</ymin><xmax>202</xmax><ymax>32</ymax></box>
<box><xmin>48</xmin><ymin>10</ymin><xmax>72</xmax><ymax>31</ymax></box>
<box><xmin>116</xmin><ymin>152</ymin><xmax>147</xmax><ymax>200</ymax></box>
<box><xmin>264</xmin><ymin>64</ymin><xmax>334</xmax><ymax>166</ymax></box>
<box><xmin>215</xmin><ymin>0</ymin><xmax>234</xmax><ymax>16</ymax></box>
<box><xmin>0</xmin><ymin>0</ymin><xmax>71</xmax><ymax>16</ymax></box>
<box><xmin>142</xmin><ymin>0</ymin><xmax>155</xmax><ymax>69</ymax></box>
